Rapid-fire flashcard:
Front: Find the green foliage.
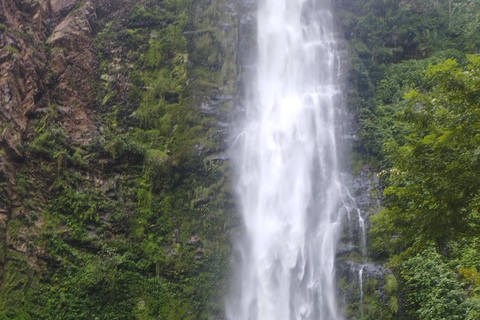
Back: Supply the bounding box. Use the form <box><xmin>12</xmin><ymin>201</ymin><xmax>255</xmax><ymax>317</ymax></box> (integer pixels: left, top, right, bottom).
<box><xmin>337</xmin><ymin>0</ymin><xmax>480</xmax><ymax>168</ymax></box>
<box><xmin>145</xmin><ymin>149</ymin><xmax>170</xmax><ymax>177</ymax></box>
<box><xmin>35</xmin><ymin>250</ymin><xmax>157</xmax><ymax>320</ymax></box>
<box><xmin>29</xmin><ymin>127</ymin><xmax>66</xmax><ymax>160</ymax></box>
<box><xmin>372</xmin><ymin>55</ymin><xmax>480</xmax><ymax>250</ymax></box>
<box><xmin>0</xmin><ymin>253</ymin><xmax>35</xmax><ymax>320</ymax></box>
<box><xmin>340</xmin><ymin>273</ymin><xmax>399</xmax><ymax>320</ymax></box>
<box><xmin>105</xmin><ymin>136</ymin><xmax>146</xmax><ymax>162</ymax></box>
<box><xmin>339</xmin><ymin>2</ymin><xmax>480</xmax><ymax>319</ymax></box>
<box><xmin>4</xmin><ymin>45</ymin><xmax>19</xmax><ymax>55</ymax></box>
<box><xmin>399</xmin><ymin>246</ymin><xmax>480</xmax><ymax>319</ymax></box>
<box><xmin>2</xmin><ymin>0</ymin><xmax>235</xmax><ymax>319</ymax></box>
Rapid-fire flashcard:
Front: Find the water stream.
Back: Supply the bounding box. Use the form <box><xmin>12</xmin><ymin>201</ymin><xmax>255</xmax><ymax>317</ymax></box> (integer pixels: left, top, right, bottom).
<box><xmin>359</xmin><ymin>266</ymin><xmax>364</xmax><ymax>316</ymax></box>
<box><xmin>227</xmin><ymin>0</ymin><xmax>345</xmax><ymax>319</ymax></box>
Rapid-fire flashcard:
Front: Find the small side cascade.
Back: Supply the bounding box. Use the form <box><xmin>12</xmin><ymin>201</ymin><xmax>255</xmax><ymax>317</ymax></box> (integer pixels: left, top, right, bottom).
<box><xmin>357</xmin><ymin>208</ymin><xmax>366</xmax><ymax>256</ymax></box>
<box><xmin>358</xmin><ymin>209</ymin><xmax>366</xmax><ymax>315</ymax></box>
<box><xmin>340</xmin><ymin>178</ymin><xmax>369</xmax><ymax>317</ymax></box>
<box><xmin>359</xmin><ymin>266</ymin><xmax>364</xmax><ymax>317</ymax></box>
<box><xmin>342</xmin><ymin>187</ymin><xmax>367</xmax><ymax>257</ymax></box>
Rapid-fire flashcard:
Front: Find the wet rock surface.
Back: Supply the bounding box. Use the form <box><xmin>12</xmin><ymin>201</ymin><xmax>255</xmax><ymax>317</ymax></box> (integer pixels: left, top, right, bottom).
<box><xmin>336</xmin><ymin>164</ymin><xmax>388</xmax><ymax>319</ymax></box>
<box><xmin>337</xmin><ymin>260</ymin><xmax>386</xmax><ymax>280</ymax></box>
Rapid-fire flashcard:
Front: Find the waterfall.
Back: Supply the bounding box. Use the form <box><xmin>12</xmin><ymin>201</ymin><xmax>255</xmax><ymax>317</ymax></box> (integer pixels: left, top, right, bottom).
<box><xmin>359</xmin><ymin>266</ymin><xmax>364</xmax><ymax>317</ymax></box>
<box><xmin>358</xmin><ymin>208</ymin><xmax>366</xmax><ymax>256</ymax></box>
<box><xmin>227</xmin><ymin>0</ymin><xmax>345</xmax><ymax>319</ymax></box>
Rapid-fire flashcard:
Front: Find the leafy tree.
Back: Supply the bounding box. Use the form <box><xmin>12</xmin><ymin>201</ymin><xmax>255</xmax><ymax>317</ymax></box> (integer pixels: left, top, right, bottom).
<box><xmin>399</xmin><ymin>246</ymin><xmax>479</xmax><ymax>320</ymax></box>
<box><xmin>371</xmin><ymin>55</ymin><xmax>480</xmax><ymax>251</ymax></box>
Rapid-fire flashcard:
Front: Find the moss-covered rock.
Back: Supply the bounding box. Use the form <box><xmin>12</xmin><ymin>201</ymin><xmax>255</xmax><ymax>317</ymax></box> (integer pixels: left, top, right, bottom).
<box><xmin>0</xmin><ymin>0</ymin><xmax>245</xmax><ymax>318</ymax></box>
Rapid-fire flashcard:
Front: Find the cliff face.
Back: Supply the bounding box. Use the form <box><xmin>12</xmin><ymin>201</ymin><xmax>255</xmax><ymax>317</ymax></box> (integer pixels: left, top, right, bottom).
<box><xmin>0</xmin><ymin>0</ymin><xmax>98</xmax><ymax>273</ymax></box>
<box><xmin>0</xmin><ymin>0</ymin><xmax>249</xmax><ymax>318</ymax></box>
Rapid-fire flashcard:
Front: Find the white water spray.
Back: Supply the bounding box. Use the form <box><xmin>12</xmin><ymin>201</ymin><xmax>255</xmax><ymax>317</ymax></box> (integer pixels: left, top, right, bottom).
<box><xmin>358</xmin><ymin>209</ymin><xmax>366</xmax><ymax>256</ymax></box>
<box><xmin>227</xmin><ymin>0</ymin><xmax>345</xmax><ymax>319</ymax></box>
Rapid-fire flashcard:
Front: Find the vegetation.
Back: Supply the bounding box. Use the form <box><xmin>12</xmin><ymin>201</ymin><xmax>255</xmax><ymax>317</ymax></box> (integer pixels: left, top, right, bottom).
<box><xmin>373</xmin><ymin>56</ymin><xmax>480</xmax><ymax>251</ymax></box>
<box><xmin>336</xmin><ymin>0</ymin><xmax>480</xmax><ymax>318</ymax></box>
<box><xmin>0</xmin><ymin>0</ymin><xmax>238</xmax><ymax>319</ymax></box>
<box><xmin>3</xmin><ymin>0</ymin><xmax>480</xmax><ymax>318</ymax></box>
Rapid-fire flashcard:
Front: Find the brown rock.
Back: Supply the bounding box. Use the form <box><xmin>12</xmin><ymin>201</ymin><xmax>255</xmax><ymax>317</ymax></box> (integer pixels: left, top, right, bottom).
<box><xmin>48</xmin><ymin>49</ymin><xmax>67</xmax><ymax>75</ymax></box>
<box><xmin>49</xmin><ymin>0</ymin><xmax>79</xmax><ymax>13</ymax></box>
<box><xmin>46</xmin><ymin>1</ymin><xmax>98</xmax><ymax>144</ymax></box>
<box><xmin>0</xmin><ymin>128</ymin><xmax>23</xmax><ymax>160</ymax></box>
<box><xmin>48</xmin><ymin>4</ymin><xmax>93</xmax><ymax>51</ymax></box>
<box><xmin>0</xmin><ymin>0</ymin><xmax>136</xmax><ymax>278</ymax></box>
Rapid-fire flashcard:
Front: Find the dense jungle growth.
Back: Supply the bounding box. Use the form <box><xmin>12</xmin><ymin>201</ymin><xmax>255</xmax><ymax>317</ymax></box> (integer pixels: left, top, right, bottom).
<box><xmin>336</xmin><ymin>0</ymin><xmax>480</xmax><ymax>318</ymax></box>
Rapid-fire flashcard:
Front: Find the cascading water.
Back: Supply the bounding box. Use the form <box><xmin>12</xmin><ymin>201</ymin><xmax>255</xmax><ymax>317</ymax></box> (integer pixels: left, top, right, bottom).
<box><xmin>359</xmin><ymin>266</ymin><xmax>364</xmax><ymax>317</ymax></box>
<box><xmin>227</xmin><ymin>0</ymin><xmax>346</xmax><ymax>319</ymax></box>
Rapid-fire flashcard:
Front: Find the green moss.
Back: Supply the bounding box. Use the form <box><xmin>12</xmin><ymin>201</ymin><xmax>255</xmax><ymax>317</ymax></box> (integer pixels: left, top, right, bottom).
<box><xmin>29</xmin><ymin>127</ymin><xmax>66</xmax><ymax>160</ymax></box>
<box><xmin>384</xmin><ymin>274</ymin><xmax>397</xmax><ymax>294</ymax></box>
<box><xmin>4</xmin><ymin>45</ymin><xmax>19</xmax><ymax>54</ymax></box>
<box><xmin>0</xmin><ymin>257</ymin><xmax>35</xmax><ymax>320</ymax></box>
<box><xmin>7</xmin><ymin>220</ymin><xmax>22</xmax><ymax>239</ymax></box>
<box><xmin>350</xmin><ymin>151</ymin><xmax>364</xmax><ymax>177</ymax></box>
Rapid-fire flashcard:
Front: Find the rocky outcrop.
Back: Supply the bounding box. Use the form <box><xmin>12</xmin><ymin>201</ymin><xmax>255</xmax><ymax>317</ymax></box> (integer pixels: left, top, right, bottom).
<box><xmin>46</xmin><ymin>1</ymin><xmax>98</xmax><ymax>143</ymax></box>
<box><xmin>1</xmin><ymin>0</ymin><xmax>49</xmax><ymax>274</ymax></box>
<box><xmin>0</xmin><ymin>0</ymin><xmax>246</xmax><ymax>317</ymax></box>
<box><xmin>335</xmin><ymin>163</ymin><xmax>392</xmax><ymax>318</ymax></box>
<box><xmin>0</xmin><ymin>0</ymin><xmax>107</xmax><ymax>281</ymax></box>
<box><xmin>49</xmin><ymin>0</ymin><xmax>78</xmax><ymax>13</ymax></box>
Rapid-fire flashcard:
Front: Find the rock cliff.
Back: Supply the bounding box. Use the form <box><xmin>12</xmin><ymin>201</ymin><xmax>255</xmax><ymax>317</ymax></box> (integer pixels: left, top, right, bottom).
<box><xmin>0</xmin><ymin>0</ymin><xmax>248</xmax><ymax>318</ymax></box>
